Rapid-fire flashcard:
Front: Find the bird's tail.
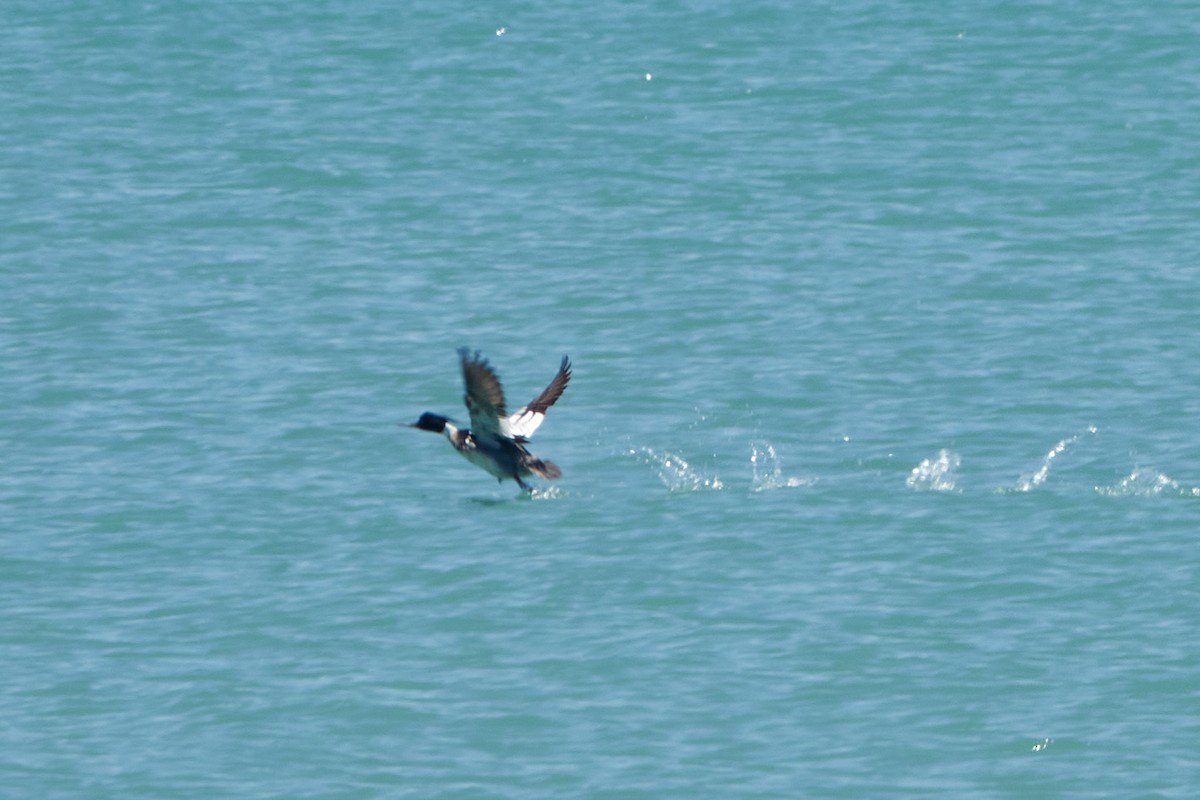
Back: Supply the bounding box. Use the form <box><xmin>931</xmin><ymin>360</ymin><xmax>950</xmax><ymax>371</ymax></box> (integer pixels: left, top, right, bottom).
<box><xmin>526</xmin><ymin>458</ymin><xmax>562</xmax><ymax>480</ymax></box>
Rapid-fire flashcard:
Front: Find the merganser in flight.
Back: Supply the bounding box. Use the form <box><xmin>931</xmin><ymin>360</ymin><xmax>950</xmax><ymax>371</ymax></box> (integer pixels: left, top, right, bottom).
<box><xmin>406</xmin><ymin>349</ymin><xmax>572</xmax><ymax>491</ymax></box>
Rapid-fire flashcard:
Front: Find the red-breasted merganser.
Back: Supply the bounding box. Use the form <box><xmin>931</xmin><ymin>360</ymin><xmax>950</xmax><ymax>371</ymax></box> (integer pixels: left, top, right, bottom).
<box><xmin>406</xmin><ymin>349</ymin><xmax>572</xmax><ymax>491</ymax></box>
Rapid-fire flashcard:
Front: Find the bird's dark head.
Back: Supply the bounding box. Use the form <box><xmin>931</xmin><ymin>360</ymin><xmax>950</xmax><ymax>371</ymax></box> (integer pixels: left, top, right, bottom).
<box><xmin>407</xmin><ymin>412</ymin><xmax>448</xmax><ymax>433</ymax></box>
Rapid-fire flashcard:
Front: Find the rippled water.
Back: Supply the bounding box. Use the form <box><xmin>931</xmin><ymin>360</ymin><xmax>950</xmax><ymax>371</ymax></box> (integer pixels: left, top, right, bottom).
<box><xmin>3</xmin><ymin>0</ymin><xmax>1199</xmax><ymax>796</ymax></box>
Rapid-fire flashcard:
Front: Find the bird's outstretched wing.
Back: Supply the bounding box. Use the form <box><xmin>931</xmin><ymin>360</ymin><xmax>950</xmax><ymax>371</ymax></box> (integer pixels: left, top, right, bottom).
<box><xmin>507</xmin><ymin>355</ymin><xmax>571</xmax><ymax>440</ymax></box>
<box><xmin>459</xmin><ymin>349</ymin><xmax>508</xmax><ymax>437</ymax></box>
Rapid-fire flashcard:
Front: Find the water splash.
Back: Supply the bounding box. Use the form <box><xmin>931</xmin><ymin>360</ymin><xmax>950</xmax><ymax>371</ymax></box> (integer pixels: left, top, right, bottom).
<box><xmin>1007</xmin><ymin>426</ymin><xmax>1097</xmax><ymax>492</ymax></box>
<box><xmin>749</xmin><ymin>440</ymin><xmax>813</xmax><ymax>492</ymax></box>
<box><xmin>906</xmin><ymin>449</ymin><xmax>960</xmax><ymax>491</ymax></box>
<box><xmin>469</xmin><ymin>485</ymin><xmax>564</xmax><ymax>505</ymax></box>
<box><xmin>1096</xmin><ymin>468</ymin><xmax>1200</xmax><ymax>497</ymax></box>
<box><xmin>1031</xmin><ymin>738</ymin><xmax>1054</xmax><ymax>753</ymax></box>
<box><xmin>630</xmin><ymin>447</ymin><xmax>723</xmax><ymax>492</ymax></box>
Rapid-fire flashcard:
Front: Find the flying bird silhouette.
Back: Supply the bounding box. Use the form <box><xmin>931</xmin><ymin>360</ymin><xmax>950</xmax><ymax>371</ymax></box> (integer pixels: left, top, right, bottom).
<box><xmin>406</xmin><ymin>349</ymin><xmax>571</xmax><ymax>491</ymax></box>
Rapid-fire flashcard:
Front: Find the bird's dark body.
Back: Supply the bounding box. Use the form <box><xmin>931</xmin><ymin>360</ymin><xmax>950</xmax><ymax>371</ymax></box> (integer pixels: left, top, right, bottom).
<box><xmin>449</xmin><ymin>426</ymin><xmax>561</xmax><ymax>487</ymax></box>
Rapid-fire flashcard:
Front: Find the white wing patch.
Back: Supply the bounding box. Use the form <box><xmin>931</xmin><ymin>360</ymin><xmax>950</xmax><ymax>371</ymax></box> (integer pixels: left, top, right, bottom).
<box><xmin>506</xmin><ymin>406</ymin><xmax>546</xmax><ymax>440</ymax></box>
<box><xmin>507</xmin><ymin>355</ymin><xmax>570</xmax><ymax>440</ymax></box>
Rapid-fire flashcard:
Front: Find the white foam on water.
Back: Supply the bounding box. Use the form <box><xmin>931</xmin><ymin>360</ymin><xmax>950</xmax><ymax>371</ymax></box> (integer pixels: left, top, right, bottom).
<box><xmin>749</xmin><ymin>440</ymin><xmax>814</xmax><ymax>492</ymax></box>
<box><xmin>906</xmin><ymin>448</ymin><xmax>960</xmax><ymax>492</ymax></box>
<box><xmin>1095</xmin><ymin>467</ymin><xmax>1199</xmax><ymax>497</ymax></box>
<box><xmin>1006</xmin><ymin>426</ymin><xmax>1097</xmax><ymax>492</ymax></box>
<box><xmin>630</xmin><ymin>447</ymin><xmax>724</xmax><ymax>492</ymax></box>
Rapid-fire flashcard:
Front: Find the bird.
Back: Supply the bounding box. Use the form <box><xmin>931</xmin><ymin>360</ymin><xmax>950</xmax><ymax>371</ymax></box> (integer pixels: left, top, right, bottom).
<box><xmin>406</xmin><ymin>348</ymin><xmax>572</xmax><ymax>491</ymax></box>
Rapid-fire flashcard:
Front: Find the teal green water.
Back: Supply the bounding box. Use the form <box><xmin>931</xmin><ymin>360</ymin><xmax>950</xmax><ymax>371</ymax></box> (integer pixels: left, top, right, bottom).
<box><xmin>3</xmin><ymin>1</ymin><xmax>1199</xmax><ymax>796</ymax></box>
